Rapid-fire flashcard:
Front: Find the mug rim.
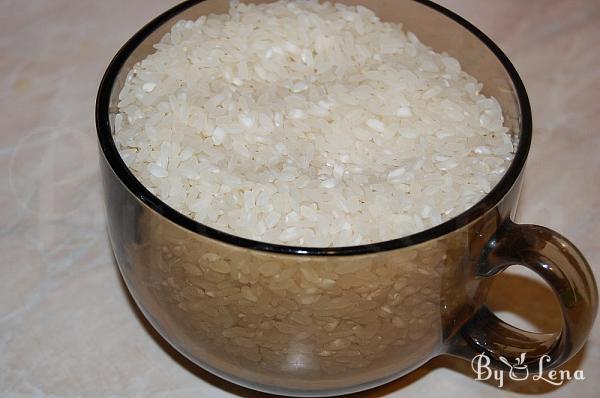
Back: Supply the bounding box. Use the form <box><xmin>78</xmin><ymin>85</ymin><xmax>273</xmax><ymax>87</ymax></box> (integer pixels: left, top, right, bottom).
<box><xmin>96</xmin><ymin>0</ymin><xmax>532</xmax><ymax>256</ymax></box>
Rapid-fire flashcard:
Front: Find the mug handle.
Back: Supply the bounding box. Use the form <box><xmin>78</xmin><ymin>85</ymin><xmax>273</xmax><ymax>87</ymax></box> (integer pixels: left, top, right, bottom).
<box><xmin>447</xmin><ymin>220</ymin><xmax>598</xmax><ymax>371</ymax></box>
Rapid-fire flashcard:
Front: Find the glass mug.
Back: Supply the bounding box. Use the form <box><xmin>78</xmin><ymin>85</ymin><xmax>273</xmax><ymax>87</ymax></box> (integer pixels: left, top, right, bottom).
<box><xmin>96</xmin><ymin>0</ymin><xmax>598</xmax><ymax>395</ymax></box>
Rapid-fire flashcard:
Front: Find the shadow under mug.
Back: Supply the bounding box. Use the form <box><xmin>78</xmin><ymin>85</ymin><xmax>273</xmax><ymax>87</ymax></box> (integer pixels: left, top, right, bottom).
<box><xmin>96</xmin><ymin>0</ymin><xmax>598</xmax><ymax>396</ymax></box>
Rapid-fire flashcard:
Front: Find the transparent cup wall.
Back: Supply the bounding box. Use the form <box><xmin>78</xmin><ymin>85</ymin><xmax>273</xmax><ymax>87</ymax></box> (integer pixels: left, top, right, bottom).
<box><xmin>98</xmin><ymin>0</ymin><xmax>596</xmax><ymax>396</ymax></box>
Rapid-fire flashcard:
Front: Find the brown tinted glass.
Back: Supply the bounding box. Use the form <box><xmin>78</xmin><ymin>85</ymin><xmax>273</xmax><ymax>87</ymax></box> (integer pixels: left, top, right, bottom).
<box><xmin>96</xmin><ymin>1</ymin><xmax>597</xmax><ymax>395</ymax></box>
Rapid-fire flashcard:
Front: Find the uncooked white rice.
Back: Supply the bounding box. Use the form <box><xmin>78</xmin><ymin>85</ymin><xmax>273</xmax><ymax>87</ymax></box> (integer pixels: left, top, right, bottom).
<box><xmin>114</xmin><ymin>0</ymin><xmax>513</xmax><ymax>247</ymax></box>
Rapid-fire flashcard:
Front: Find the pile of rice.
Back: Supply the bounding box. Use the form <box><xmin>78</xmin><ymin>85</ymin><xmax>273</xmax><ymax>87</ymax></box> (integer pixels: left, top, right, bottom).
<box><xmin>114</xmin><ymin>0</ymin><xmax>513</xmax><ymax>247</ymax></box>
